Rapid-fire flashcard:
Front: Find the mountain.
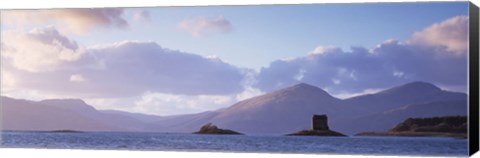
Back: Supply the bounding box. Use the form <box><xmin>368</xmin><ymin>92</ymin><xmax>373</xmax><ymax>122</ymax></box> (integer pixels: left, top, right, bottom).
<box><xmin>1</xmin><ymin>96</ymin><xmax>157</xmax><ymax>132</ymax></box>
<box><xmin>342</xmin><ymin>81</ymin><xmax>466</xmax><ymax>117</ymax></box>
<box><xmin>40</xmin><ymin>99</ymin><xmax>98</xmax><ymax>114</ymax></box>
<box><xmin>198</xmin><ymin>83</ymin><xmax>346</xmax><ymax>135</ymax></box>
<box><xmin>1</xmin><ymin>81</ymin><xmax>468</xmax><ymax>135</ymax></box>
<box><xmin>2</xmin><ymin>96</ymin><xmax>120</xmax><ymax>131</ymax></box>
<box><xmin>165</xmin><ymin>82</ymin><xmax>467</xmax><ymax>135</ymax></box>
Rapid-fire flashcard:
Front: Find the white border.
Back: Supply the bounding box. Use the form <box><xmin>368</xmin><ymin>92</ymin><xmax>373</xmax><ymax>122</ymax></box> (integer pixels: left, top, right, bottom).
<box><xmin>0</xmin><ymin>148</ymin><xmax>443</xmax><ymax>158</ymax></box>
<box><xmin>0</xmin><ymin>0</ymin><xmax>478</xmax><ymax>158</ymax></box>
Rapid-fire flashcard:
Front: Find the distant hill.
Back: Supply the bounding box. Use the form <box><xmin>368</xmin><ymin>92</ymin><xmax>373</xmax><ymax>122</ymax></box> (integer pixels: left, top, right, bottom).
<box><xmin>1</xmin><ymin>96</ymin><xmax>156</xmax><ymax>132</ymax></box>
<box><xmin>342</xmin><ymin>81</ymin><xmax>466</xmax><ymax>116</ymax></box>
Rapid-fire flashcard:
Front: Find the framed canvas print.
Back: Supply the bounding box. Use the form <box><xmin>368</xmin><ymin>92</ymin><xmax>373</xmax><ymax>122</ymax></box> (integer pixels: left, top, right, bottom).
<box><xmin>1</xmin><ymin>0</ymin><xmax>479</xmax><ymax>157</ymax></box>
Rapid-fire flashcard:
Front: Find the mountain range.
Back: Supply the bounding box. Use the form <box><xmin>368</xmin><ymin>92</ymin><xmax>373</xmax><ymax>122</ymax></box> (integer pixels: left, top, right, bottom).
<box><xmin>0</xmin><ymin>81</ymin><xmax>467</xmax><ymax>135</ymax></box>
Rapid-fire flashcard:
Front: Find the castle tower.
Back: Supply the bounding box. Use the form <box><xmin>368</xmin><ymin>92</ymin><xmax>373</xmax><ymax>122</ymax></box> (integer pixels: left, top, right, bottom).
<box><xmin>312</xmin><ymin>114</ymin><xmax>329</xmax><ymax>130</ymax></box>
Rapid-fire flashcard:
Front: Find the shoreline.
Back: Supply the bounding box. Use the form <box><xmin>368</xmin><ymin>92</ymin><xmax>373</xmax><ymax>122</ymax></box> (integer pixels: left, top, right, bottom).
<box><xmin>2</xmin><ymin>130</ymin><xmax>467</xmax><ymax>139</ymax></box>
<box><xmin>355</xmin><ymin>131</ymin><xmax>467</xmax><ymax>139</ymax></box>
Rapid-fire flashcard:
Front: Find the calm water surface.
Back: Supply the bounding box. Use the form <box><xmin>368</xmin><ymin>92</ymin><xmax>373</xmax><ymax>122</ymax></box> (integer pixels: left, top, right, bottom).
<box><xmin>0</xmin><ymin>131</ymin><xmax>468</xmax><ymax>156</ymax></box>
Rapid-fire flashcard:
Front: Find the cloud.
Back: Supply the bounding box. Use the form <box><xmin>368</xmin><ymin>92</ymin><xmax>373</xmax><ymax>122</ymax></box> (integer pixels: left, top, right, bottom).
<box><xmin>179</xmin><ymin>16</ymin><xmax>232</xmax><ymax>37</ymax></box>
<box><xmin>255</xmin><ymin>16</ymin><xmax>468</xmax><ymax>96</ymax></box>
<box><xmin>2</xmin><ymin>27</ymin><xmax>247</xmax><ymax>97</ymax></box>
<box><xmin>133</xmin><ymin>10</ymin><xmax>151</xmax><ymax>23</ymax></box>
<box><xmin>235</xmin><ymin>86</ymin><xmax>264</xmax><ymax>101</ymax></box>
<box><xmin>308</xmin><ymin>46</ymin><xmax>342</xmax><ymax>56</ymax></box>
<box><xmin>408</xmin><ymin>16</ymin><xmax>468</xmax><ymax>53</ymax></box>
<box><xmin>1</xmin><ymin>26</ymin><xmax>88</xmax><ymax>72</ymax></box>
<box><xmin>1</xmin><ymin>70</ymin><xmax>17</xmax><ymax>91</ymax></box>
<box><xmin>131</xmin><ymin>92</ymin><xmax>235</xmax><ymax>115</ymax></box>
<box><xmin>255</xmin><ymin>46</ymin><xmax>396</xmax><ymax>94</ymax></box>
<box><xmin>85</xmin><ymin>41</ymin><xmax>246</xmax><ymax>96</ymax></box>
<box><xmin>1</xmin><ymin>15</ymin><xmax>469</xmax><ymax>115</ymax></box>
<box><xmin>334</xmin><ymin>88</ymin><xmax>384</xmax><ymax>99</ymax></box>
<box><xmin>84</xmin><ymin>86</ymin><xmax>264</xmax><ymax>116</ymax></box>
<box><xmin>69</xmin><ymin>74</ymin><xmax>86</xmax><ymax>82</ymax></box>
<box><xmin>3</xmin><ymin>8</ymin><xmax>128</xmax><ymax>33</ymax></box>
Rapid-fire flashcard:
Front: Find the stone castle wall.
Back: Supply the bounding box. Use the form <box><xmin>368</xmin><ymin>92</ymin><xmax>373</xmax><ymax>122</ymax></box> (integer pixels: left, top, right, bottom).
<box><xmin>312</xmin><ymin>114</ymin><xmax>329</xmax><ymax>130</ymax></box>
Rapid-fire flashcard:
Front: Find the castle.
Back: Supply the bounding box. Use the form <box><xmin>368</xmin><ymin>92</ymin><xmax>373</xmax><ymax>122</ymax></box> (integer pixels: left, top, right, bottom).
<box><xmin>286</xmin><ymin>114</ymin><xmax>346</xmax><ymax>136</ymax></box>
<box><xmin>312</xmin><ymin>114</ymin><xmax>329</xmax><ymax>130</ymax></box>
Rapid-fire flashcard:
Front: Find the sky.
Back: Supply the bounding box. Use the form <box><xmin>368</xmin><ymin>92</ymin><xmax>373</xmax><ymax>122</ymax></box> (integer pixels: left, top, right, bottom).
<box><xmin>0</xmin><ymin>2</ymin><xmax>470</xmax><ymax>116</ymax></box>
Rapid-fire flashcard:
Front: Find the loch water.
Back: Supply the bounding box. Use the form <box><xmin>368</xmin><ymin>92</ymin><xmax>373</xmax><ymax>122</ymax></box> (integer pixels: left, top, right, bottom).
<box><xmin>0</xmin><ymin>131</ymin><xmax>468</xmax><ymax>156</ymax></box>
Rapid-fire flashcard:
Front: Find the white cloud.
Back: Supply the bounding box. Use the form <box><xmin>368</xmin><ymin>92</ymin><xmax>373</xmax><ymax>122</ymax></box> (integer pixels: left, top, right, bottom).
<box><xmin>69</xmin><ymin>74</ymin><xmax>86</xmax><ymax>82</ymax></box>
<box><xmin>85</xmin><ymin>86</ymin><xmax>264</xmax><ymax>116</ymax></box>
<box><xmin>393</xmin><ymin>71</ymin><xmax>405</xmax><ymax>78</ymax></box>
<box><xmin>133</xmin><ymin>10</ymin><xmax>151</xmax><ymax>23</ymax></box>
<box><xmin>1</xmin><ymin>89</ymin><xmax>66</xmax><ymax>102</ymax></box>
<box><xmin>83</xmin><ymin>97</ymin><xmax>138</xmax><ymax>111</ymax></box>
<box><xmin>235</xmin><ymin>87</ymin><xmax>264</xmax><ymax>101</ymax></box>
<box><xmin>332</xmin><ymin>78</ymin><xmax>341</xmax><ymax>85</ymax></box>
<box><xmin>1</xmin><ymin>70</ymin><xmax>16</xmax><ymax>90</ymax></box>
<box><xmin>132</xmin><ymin>92</ymin><xmax>235</xmax><ymax>115</ymax></box>
<box><xmin>294</xmin><ymin>69</ymin><xmax>306</xmax><ymax>81</ymax></box>
<box><xmin>255</xmin><ymin>16</ymin><xmax>468</xmax><ymax>95</ymax></box>
<box><xmin>1</xmin><ymin>26</ymin><xmax>87</xmax><ymax>72</ymax></box>
<box><xmin>179</xmin><ymin>16</ymin><xmax>232</xmax><ymax>37</ymax></box>
<box><xmin>2</xmin><ymin>26</ymin><xmax>246</xmax><ymax>98</ymax></box>
<box><xmin>349</xmin><ymin>71</ymin><xmax>357</xmax><ymax>80</ymax></box>
<box><xmin>1</xmin><ymin>15</ymin><xmax>469</xmax><ymax>116</ymax></box>
<box><xmin>3</xmin><ymin>8</ymin><xmax>128</xmax><ymax>33</ymax></box>
<box><xmin>408</xmin><ymin>16</ymin><xmax>468</xmax><ymax>53</ymax></box>
<box><xmin>308</xmin><ymin>46</ymin><xmax>342</xmax><ymax>56</ymax></box>
<box><xmin>332</xmin><ymin>88</ymin><xmax>384</xmax><ymax>99</ymax></box>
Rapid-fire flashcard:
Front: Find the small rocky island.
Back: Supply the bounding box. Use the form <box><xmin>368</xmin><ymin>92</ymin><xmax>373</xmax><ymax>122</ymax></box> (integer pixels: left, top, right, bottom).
<box><xmin>356</xmin><ymin>115</ymin><xmax>467</xmax><ymax>138</ymax></box>
<box><xmin>49</xmin><ymin>130</ymin><xmax>83</xmax><ymax>133</ymax></box>
<box><xmin>193</xmin><ymin>123</ymin><xmax>243</xmax><ymax>135</ymax></box>
<box><xmin>287</xmin><ymin>114</ymin><xmax>346</xmax><ymax>137</ymax></box>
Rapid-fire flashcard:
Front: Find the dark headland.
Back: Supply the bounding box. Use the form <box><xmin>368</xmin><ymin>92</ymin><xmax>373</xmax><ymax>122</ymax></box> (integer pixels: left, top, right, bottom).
<box><xmin>287</xmin><ymin>114</ymin><xmax>346</xmax><ymax>137</ymax></box>
<box><xmin>193</xmin><ymin>123</ymin><xmax>243</xmax><ymax>135</ymax></box>
<box><xmin>356</xmin><ymin>115</ymin><xmax>467</xmax><ymax>138</ymax></box>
